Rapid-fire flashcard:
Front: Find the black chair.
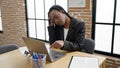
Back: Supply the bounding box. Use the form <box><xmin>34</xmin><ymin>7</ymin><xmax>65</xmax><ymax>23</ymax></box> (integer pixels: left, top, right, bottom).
<box><xmin>0</xmin><ymin>44</ymin><xmax>19</xmax><ymax>54</ymax></box>
<box><xmin>82</xmin><ymin>38</ymin><xmax>95</xmax><ymax>54</ymax></box>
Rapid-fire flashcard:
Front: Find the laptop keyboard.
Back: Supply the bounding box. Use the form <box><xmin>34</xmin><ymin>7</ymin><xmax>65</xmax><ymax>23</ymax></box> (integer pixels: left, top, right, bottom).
<box><xmin>50</xmin><ymin>49</ymin><xmax>66</xmax><ymax>59</ymax></box>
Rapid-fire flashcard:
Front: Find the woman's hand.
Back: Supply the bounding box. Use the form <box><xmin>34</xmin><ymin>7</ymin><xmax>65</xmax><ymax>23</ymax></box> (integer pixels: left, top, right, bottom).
<box><xmin>50</xmin><ymin>40</ymin><xmax>64</xmax><ymax>49</ymax></box>
<box><xmin>50</xmin><ymin>22</ymin><xmax>54</xmax><ymax>26</ymax></box>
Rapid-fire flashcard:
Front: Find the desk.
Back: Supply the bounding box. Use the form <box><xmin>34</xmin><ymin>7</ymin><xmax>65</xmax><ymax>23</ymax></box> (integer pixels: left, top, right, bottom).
<box><xmin>0</xmin><ymin>49</ymin><xmax>106</xmax><ymax>68</ymax></box>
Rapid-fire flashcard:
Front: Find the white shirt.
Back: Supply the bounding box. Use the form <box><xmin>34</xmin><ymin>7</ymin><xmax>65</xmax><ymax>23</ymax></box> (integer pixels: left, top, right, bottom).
<box><xmin>64</xmin><ymin>28</ymin><xmax>69</xmax><ymax>40</ymax></box>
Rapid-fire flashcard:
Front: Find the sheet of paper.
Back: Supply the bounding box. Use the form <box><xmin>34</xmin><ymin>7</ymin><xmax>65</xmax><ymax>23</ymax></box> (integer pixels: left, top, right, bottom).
<box><xmin>69</xmin><ymin>56</ymin><xmax>99</xmax><ymax>68</ymax></box>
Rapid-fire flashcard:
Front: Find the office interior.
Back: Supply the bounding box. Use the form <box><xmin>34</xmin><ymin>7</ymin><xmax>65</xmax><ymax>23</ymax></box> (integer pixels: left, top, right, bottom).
<box><xmin>0</xmin><ymin>0</ymin><xmax>120</xmax><ymax>68</ymax></box>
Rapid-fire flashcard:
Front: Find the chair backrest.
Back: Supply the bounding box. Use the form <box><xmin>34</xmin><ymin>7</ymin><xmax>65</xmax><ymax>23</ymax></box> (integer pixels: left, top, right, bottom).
<box><xmin>0</xmin><ymin>44</ymin><xmax>19</xmax><ymax>54</ymax></box>
<box><xmin>82</xmin><ymin>38</ymin><xmax>95</xmax><ymax>54</ymax></box>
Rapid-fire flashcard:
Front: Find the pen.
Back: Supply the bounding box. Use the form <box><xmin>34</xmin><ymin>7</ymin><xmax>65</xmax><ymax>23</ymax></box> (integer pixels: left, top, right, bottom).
<box><xmin>35</xmin><ymin>53</ymin><xmax>39</xmax><ymax>59</ymax></box>
<box><xmin>32</xmin><ymin>52</ymin><xmax>36</xmax><ymax>59</ymax></box>
<box><xmin>38</xmin><ymin>54</ymin><xmax>44</xmax><ymax>60</ymax></box>
<box><xmin>41</xmin><ymin>54</ymin><xmax>44</xmax><ymax>59</ymax></box>
<box><xmin>32</xmin><ymin>52</ymin><xmax>39</xmax><ymax>68</ymax></box>
<box><xmin>32</xmin><ymin>52</ymin><xmax>38</xmax><ymax>59</ymax></box>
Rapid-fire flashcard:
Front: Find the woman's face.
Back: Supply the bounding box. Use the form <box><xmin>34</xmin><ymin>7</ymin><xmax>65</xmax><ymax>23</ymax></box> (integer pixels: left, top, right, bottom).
<box><xmin>49</xmin><ymin>10</ymin><xmax>66</xmax><ymax>26</ymax></box>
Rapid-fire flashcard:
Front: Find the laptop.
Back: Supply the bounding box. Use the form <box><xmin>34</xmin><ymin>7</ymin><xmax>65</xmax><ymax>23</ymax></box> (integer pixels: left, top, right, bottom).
<box><xmin>22</xmin><ymin>37</ymin><xmax>66</xmax><ymax>62</ymax></box>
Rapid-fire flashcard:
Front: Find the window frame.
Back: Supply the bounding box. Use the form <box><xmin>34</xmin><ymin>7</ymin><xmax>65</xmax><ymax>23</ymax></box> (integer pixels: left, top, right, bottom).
<box><xmin>92</xmin><ymin>0</ymin><xmax>120</xmax><ymax>58</ymax></box>
<box><xmin>0</xmin><ymin>7</ymin><xmax>3</xmax><ymax>33</ymax></box>
<box><xmin>25</xmin><ymin>0</ymin><xmax>68</xmax><ymax>42</ymax></box>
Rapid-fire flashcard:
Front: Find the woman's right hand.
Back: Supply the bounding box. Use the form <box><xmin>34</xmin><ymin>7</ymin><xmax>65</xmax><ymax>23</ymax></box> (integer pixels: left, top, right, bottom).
<box><xmin>50</xmin><ymin>22</ymin><xmax>54</xmax><ymax>26</ymax></box>
<box><xmin>50</xmin><ymin>40</ymin><xmax>64</xmax><ymax>49</ymax></box>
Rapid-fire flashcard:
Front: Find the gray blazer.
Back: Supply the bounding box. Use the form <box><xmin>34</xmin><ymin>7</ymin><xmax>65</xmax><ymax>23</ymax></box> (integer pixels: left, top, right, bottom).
<box><xmin>48</xmin><ymin>18</ymin><xmax>85</xmax><ymax>51</ymax></box>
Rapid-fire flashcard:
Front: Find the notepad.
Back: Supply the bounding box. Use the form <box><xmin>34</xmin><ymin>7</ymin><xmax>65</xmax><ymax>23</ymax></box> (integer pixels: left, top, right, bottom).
<box><xmin>68</xmin><ymin>56</ymin><xmax>99</xmax><ymax>68</ymax></box>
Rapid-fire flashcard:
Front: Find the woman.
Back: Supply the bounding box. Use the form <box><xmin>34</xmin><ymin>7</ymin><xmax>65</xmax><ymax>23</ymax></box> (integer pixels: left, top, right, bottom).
<box><xmin>48</xmin><ymin>5</ymin><xmax>85</xmax><ymax>51</ymax></box>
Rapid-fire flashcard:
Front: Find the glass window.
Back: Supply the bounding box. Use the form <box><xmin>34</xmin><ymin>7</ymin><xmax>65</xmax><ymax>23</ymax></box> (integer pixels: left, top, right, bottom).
<box><xmin>45</xmin><ymin>21</ymin><xmax>49</xmax><ymax>41</ymax></box>
<box><xmin>26</xmin><ymin>0</ymin><xmax>35</xmax><ymax>18</ymax></box>
<box><xmin>93</xmin><ymin>0</ymin><xmax>120</xmax><ymax>57</ymax></box>
<box><xmin>28</xmin><ymin>20</ymin><xmax>36</xmax><ymax>38</ymax></box>
<box><xmin>96</xmin><ymin>0</ymin><xmax>114</xmax><ymax>23</ymax></box>
<box><xmin>115</xmin><ymin>0</ymin><xmax>120</xmax><ymax>23</ymax></box>
<box><xmin>26</xmin><ymin>0</ymin><xmax>67</xmax><ymax>41</ymax></box>
<box><xmin>45</xmin><ymin>0</ymin><xmax>55</xmax><ymax>19</ymax></box>
<box><xmin>56</xmin><ymin>0</ymin><xmax>68</xmax><ymax>12</ymax></box>
<box><xmin>113</xmin><ymin>26</ymin><xmax>120</xmax><ymax>54</ymax></box>
<box><xmin>35</xmin><ymin>0</ymin><xmax>44</xmax><ymax>19</ymax></box>
<box><xmin>95</xmin><ymin>24</ymin><xmax>112</xmax><ymax>52</ymax></box>
<box><xmin>36</xmin><ymin>20</ymin><xmax>45</xmax><ymax>39</ymax></box>
<box><xmin>0</xmin><ymin>8</ymin><xmax>2</xmax><ymax>31</ymax></box>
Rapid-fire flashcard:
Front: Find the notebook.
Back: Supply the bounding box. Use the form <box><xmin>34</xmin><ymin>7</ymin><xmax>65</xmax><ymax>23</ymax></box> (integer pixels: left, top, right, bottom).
<box><xmin>22</xmin><ymin>37</ymin><xmax>66</xmax><ymax>62</ymax></box>
<box><xmin>68</xmin><ymin>56</ymin><xmax>99</xmax><ymax>68</ymax></box>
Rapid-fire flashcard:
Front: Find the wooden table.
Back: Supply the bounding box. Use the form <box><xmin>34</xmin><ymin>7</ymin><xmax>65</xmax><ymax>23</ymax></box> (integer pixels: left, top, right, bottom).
<box><xmin>0</xmin><ymin>49</ymin><xmax>106</xmax><ymax>68</ymax></box>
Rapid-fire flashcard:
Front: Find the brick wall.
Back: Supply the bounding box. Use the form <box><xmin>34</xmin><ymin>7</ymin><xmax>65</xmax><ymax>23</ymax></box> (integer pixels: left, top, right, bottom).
<box><xmin>0</xmin><ymin>0</ymin><xmax>92</xmax><ymax>47</ymax></box>
<box><xmin>105</xmin><ymin>58</ymin><xmax>120</xmax><ymax>68</ymax></box>
<box><xmin>0</xmin><ymin>0</ymin><xmax>27</xmax><ymax>46</ymax></box>
<box><xmin>69</xmin><ymin>0</ymin><xmax>92</xmax><ymax>38</ymax></box>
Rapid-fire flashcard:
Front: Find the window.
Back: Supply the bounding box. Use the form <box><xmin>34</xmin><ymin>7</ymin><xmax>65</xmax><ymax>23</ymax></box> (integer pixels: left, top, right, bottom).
<box><xmin>93</xmin><ymin>0</ymin><xmax>120</xmax><ymax>57</ymax></box>
<box><xmin>25</xmin><ymin>0</ymin><xmax>68</xmax><ymax>41</ymax></box>
<box><xmin>0</xmin><ymin>7</ymin><xmax>3</xmax><ymax>32</ymax></box>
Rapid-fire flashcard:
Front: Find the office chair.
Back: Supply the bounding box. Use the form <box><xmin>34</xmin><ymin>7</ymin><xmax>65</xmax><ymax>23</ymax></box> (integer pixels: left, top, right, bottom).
<box><xmin>82</xmin><ymin>38</ymin><xmax>95</xmax><ymax>54</ymax></box>
<box><xmin>0</xmin><ymin>44</ymin><xmax>19</xmax><ymax>54</ymax></box>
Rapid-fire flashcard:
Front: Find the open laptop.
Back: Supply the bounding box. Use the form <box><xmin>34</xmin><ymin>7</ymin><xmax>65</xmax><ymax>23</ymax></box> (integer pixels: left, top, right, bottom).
<box><xmin>22</xmin><ymin>37</ymin><xmax>66</xmax><ymax>62</ymax></box>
